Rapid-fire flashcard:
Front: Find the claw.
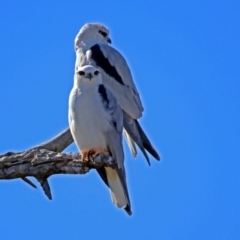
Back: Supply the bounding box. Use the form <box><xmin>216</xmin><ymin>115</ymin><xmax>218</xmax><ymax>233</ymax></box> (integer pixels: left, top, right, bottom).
<box><xmin>87</xmin><ymin>149</ymin><xmax>97</xmax><ymax>160</ymax></box>
<box><xmin>82</xmin><ymin>149</ymin><xmax>109</xmax><ymax>161</ymax></box>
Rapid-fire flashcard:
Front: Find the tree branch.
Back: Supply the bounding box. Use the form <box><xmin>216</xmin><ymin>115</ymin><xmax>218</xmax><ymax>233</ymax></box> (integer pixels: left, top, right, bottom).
<box><xmin>0</xmin><ymin>128</ymin><xmax>115</xmax><ymax>198</ymax></box>
<box><xmin>35</xmin><ymin>127</ymin><xmax>73</xmax><ymax>152</ymax></box>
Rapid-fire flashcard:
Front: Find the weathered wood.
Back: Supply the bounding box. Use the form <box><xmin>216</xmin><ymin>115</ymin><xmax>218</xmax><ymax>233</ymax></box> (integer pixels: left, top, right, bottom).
<box><xmin>35</xmin><ymin>128</ymin><xmax>73</xmax><ymax>152</ymax></box>
<box><xmin>0</xmin><ymin>129</ymin><xmax>116</xmax><ymax>199</ymax></box>
<box><xmin>0</xmin><ymin>149</ymin><xmax>115</xmax><ymax>180</ymax></box>
<box><xmin>21</xmin><ymin>177</ymin><xmax>37</xmax><ymax>188</ymax></box>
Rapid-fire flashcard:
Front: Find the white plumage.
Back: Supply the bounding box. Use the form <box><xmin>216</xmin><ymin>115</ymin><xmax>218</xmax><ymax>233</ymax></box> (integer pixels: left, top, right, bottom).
<box><xmin>69</xmin><ymin>65</ymin><xmax>131</xmax><ymax>215</ymax></box>
<box><xmin>74</xmin><ymin>23</ymin><xmax>160</xmax><ymax>164</ymax></box>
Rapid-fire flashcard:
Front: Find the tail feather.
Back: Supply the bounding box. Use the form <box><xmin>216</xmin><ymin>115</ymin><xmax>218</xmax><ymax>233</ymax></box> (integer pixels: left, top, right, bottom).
<box><xmin>96</xmin><ymin>167</ymin><xmax>132</xmax><ymax>215</ymax></box>
<box><xmin>123</xmin><ymin>112</ymin><xmax>160</xmax><ymax>164</ymax></box>
<box><xmin>123</xmin><ymin>113</ymin><xmax>150</xmax><ymax>165</ymax></box>
<box><xmin>123</xmin><ymin>129</ymin><xmax>137</xmax><ymax>158</ymax></box>
<box><xmin>124</xmin><ymin>205</ymin><xmax>132</xmax><ymax>216</ymax></box>
<box><xmin>135</xmin><ymin>120</ymin><xmax>160</xmax><ymax>161</ymax></box>
<box><xmin>106</xmin><ymin>167</ymin><xmax>128</xmax><ymax>208</ymax></box>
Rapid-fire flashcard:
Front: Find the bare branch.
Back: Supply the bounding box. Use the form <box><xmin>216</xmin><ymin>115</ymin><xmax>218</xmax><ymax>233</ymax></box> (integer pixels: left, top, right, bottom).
<box><xmin>37</xmin><ymin>177</ymin><xmax>52</xmax><ymax>200</ymax></box>
<box><xmin>0</xmin><ymin>148</ymin><xmax>115</xmax><ymax>180</ymax></box>
<box><xmin>0</xmin><ymin>128</ymin><xmax>116</xmax><ymax>198</ymax></box>
<box><xmin>34</xmin><ymin>128</ymin><xmax>73</xmax><ymax>152</ymax></box>
<box><xmin>21</xmin><ymin>177</ymin><xmax>37</xmax><ymax>188</ymax></box>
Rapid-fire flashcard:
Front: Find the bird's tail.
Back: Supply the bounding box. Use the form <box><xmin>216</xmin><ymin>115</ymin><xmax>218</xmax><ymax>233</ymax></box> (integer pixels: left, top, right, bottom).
<box><xmin>123</xmin><ymin>129</ymin><xmax>137</xmax><ymax>158</ymax></box>
<box><xmin>97</xmin><ymin>167</ymin><xmax>132</xmax><ymax>215</ymax></box>
<box><xmin>123</xmin><ymin>112</ymin><xmax>160</xmax><ymax>165</ymax></box>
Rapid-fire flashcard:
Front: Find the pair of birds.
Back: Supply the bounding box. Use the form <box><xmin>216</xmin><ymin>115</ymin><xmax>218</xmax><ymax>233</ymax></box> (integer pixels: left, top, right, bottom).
<box><xmin>69</xmin><ymin>23</ymin><xmax>160</xmax><ymax>215</ymax></box>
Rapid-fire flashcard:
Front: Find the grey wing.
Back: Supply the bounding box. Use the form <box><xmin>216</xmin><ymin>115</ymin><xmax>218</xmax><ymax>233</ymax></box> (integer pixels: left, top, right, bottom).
<box><xmin>98</xmin><ymin>85</ymin><xmax>131</xmax><ymax>214</ymax></box>
<box><xmin>99</xmin><ymin>85</ymin><xmax>124</xmax><ymax>168</ymax></box>
<box><xmin>103</xmin><ymin>87</ymin><xmax>160</xmax><ymax>164</ymax></box>
<box><xmin>104</xmin><ymin>88</ymin><xmax>132</xmax><ymax>213</ymax></box>
<box><xmin>83</xmin><ymin>43</ymin><xmax>144</xmax><ymax>119</ymax></box>
<box><xmin>123</xmin><ymin>112</ymin><xmax>160</xmax><ymax>165</ymax></box>
<box><xmin>76</xmin><ymin>46</ymin><xmax>160</xmax><ymax>163</ymax></box>
<box><xmin>101</xmin><ymin>81</ymin><xmax>160</xmax><ymax>163</ymax></box>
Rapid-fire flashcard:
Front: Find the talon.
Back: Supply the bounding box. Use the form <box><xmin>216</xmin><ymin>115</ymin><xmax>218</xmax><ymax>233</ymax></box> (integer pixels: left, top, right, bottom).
<box><xmin>82</xmin><ymin>149</ymin><xmax>110</xmax><ymax>161</ymax></box>
<box><xmin>81</xmin><ymin>152</ymin><xmax>89</xmax><ymax>161</ymax></box>
<box><xmin>87</xmin><ymin>149</ymin><xmax>96</xmax><ymax>160</ymax></box>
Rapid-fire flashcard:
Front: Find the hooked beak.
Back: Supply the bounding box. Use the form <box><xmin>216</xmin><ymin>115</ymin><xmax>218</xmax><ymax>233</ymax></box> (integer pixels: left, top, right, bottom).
<box><xmin>107</xmin><ymin>38</ymin><xmax>112</xmax><ymax>44</ymax></box>
<box><xmin>86</xmin><ymin>73</ymin><xmax>93</xmax><ymax>80</ymax></box>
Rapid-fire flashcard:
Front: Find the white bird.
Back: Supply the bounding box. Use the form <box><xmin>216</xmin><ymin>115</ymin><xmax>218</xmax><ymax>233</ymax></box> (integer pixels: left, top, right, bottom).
<box><xmin>74</xmin><ymin>23</ymin><xmax>160</xmax><ymax>165</ymax></box>
<box><xmin>69</xmin><ymin>65</ymin><xmax>132</xmax><ymax>215</ymax></box>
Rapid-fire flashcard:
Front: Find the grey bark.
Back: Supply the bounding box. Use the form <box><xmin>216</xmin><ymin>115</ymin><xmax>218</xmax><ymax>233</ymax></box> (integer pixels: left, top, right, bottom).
<box><xmin>35</xmin><ymin>128</ymin><xmax>73</xmax><ymax>152</ymax></box>
<box><xmin>0</xmin><ymin>128</ymin><xmax>115</xmax><ymax>199</ymax></box>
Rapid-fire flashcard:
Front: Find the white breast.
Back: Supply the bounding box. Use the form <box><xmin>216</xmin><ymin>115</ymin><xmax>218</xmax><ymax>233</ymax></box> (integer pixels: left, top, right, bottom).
<box><xmin>69</xmin><ymin>86</ymin><xmax>112</xmax><ymax>153</ymax></box>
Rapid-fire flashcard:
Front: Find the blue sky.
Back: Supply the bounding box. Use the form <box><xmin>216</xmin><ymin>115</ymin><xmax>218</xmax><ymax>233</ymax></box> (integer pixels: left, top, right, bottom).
<box><xmin>0</xmin><ymin>1</ymin><xmax>240</xmax><ymax>239</ymax></box>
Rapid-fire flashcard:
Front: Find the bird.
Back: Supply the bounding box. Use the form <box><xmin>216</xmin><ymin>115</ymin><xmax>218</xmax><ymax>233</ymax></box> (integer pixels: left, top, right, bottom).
<box><xmin>74</xmin><ymin>23</ymin><xmax>160</xmax><ymax>165</ymax></box>
<box><xmin>68</xmin><ymin>65</ymin><xmax>132</xmax><ymax>215</ymax></box>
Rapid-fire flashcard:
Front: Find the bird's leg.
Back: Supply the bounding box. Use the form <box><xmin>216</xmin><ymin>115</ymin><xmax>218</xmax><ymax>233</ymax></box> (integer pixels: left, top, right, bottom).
<box><xmin>87</xmin><ymin>149</ymin><xmax>109</xmax><ymax>160</ymax></box>
<box><xmin>81</xmin><ymin>151</ymin><xmax>89</xmax><ymax>161</ymax></box>
<box><xmin>81</xmin><ymin>149</ymin><xmax>110</xmax><ymax>161</ymax></box>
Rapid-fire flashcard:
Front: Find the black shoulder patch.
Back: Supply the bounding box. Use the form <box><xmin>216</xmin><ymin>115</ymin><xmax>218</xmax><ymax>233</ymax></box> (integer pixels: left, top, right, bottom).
<box><xmin>99</xmin><ymin>30</ymin><xmax>107</xmax><ymax>37</ymax></box>
<box><xmin>98</xmin><ymin>84</ymin><xmax>109</xmax><ymax>108</ymax></box>
<box><xmin>112</xmin><ymin>120</ymin><xmax>117</xmax><ymax>129</ymax></box>
<box><xmin>98</xmin><ymin>84</ymin><xmax>117</xmax><ymax>131</ymax></box>
<box><xmin>90</xmin><ymin>44</ymin><xmax>124</xmax><ymax>85</ymax></box>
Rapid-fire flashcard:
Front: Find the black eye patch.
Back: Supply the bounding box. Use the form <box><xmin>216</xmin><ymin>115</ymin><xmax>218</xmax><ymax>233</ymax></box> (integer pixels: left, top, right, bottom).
<box><xmin>78</xmin><ymin>71</ymin><xmax>85</xmax><ymax>76</ymax></box>
<box><xmin>99</xmin><ymin>30</ymin><xmax>107</xmax><ymax>37</ymax></box>
<box><xmin>94</xmin><ymin>70</ymin><xmax>100</xmax><ymax>75</ymax></box>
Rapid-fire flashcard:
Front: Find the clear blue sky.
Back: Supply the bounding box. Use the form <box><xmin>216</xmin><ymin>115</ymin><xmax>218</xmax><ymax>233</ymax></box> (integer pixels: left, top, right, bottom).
<box><xmin>1</xmin><ymin>1</ymin><xmax>240</xmax><ymax>239</ymax></box>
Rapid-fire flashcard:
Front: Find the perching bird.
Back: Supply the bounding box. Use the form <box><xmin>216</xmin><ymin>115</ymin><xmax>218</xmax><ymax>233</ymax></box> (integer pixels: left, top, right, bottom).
<box><xmin>69</xmin><ymin>65</ymin><xmax>131</xmax><ymax>215</ymax></box>
<box><xmin>74</xmin><ymin>23</ymin><xmax>160</xmax><ymax>165</ymax></box>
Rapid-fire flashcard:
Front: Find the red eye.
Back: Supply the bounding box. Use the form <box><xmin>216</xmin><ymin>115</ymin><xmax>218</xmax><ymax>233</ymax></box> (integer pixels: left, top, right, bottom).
<box><xmin>78</xmin><ymin>71</ymin><xmax>85</xmax><ymax>76</ymax></box>
<box><xmin>94</xmin><ymin>70</ymin><xmax>100</xmax><ymax>75</ymax></box>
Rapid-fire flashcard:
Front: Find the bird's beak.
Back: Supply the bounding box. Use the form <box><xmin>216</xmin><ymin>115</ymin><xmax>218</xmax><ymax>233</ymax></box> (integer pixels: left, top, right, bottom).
<box><xmin>107</xmin><ymin>38</ymin><xmax>112</xmax><ymax>44</ymax></box>
<box><xmin>86</xmin><ymin>73</ymin><xmax>93</xmax><ymax>80</ymax></box>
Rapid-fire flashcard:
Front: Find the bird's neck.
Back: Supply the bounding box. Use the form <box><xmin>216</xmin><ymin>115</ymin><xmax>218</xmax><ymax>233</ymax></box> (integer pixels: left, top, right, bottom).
<box><xmin>77</xmin><ymin>39</ymin><xmax>105</xmax><ymax>50</ymax></box>
<box><xmin>74</xmin><ymin>81</ymin><xmax>99</xmax><ymax>93</ymax></box>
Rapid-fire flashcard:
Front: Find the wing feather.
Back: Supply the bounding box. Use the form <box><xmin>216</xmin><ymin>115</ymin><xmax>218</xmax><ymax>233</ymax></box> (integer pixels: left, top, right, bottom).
<box><xmin>98</xmin><ymin>85</ymin><xmax>131</xmax><ymax>213</ymax></box>
<box><xmin>98</xmin><ymin>84</ymin><xmax>124</xmax><ymax>167</ymax></box>
<box><xmin>75</xmin><ymin>41</ymin><xmax>160</xmax><ymax>163</ymax></box>
<box><xmin>79</xmin><ymin>43</ymin><xmax>144</xmax><ymax>119</ymax></box>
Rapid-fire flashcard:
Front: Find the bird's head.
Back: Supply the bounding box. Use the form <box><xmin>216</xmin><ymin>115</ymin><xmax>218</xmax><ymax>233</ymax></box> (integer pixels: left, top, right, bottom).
<box><xmin>74</xmin><ymin>65</ymin><xmax>102</xmax><ymax>88</ymax></box>
<box><xmin>75</xmin><ymin>23</ymin><xmax>111</xmax><ymax>50</ymax></box>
